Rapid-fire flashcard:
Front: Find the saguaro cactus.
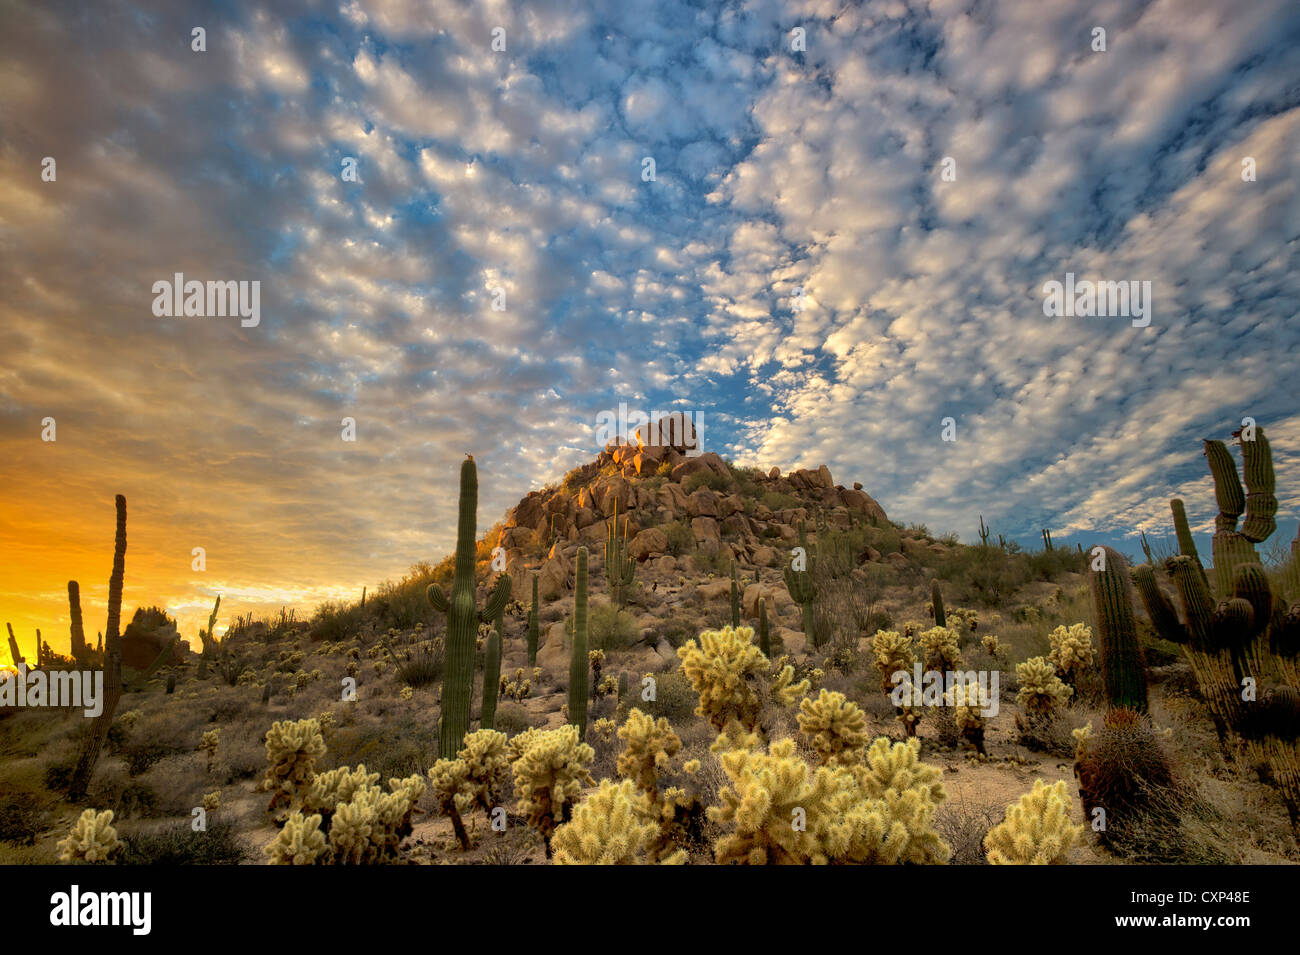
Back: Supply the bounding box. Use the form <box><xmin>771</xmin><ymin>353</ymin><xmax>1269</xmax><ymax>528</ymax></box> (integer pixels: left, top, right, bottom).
<box><xmin>67</xmin><ymin>581</ymin><xmax>87</xmax><ymax>663</ymax></box>
<box><xmin>569</xmin><ymin>547</ymin><xmax>590</xmax><ymax>735</ymax></box>
<box><xmin>428</xmin><ymin>457</ymin><xmax>512</xmax><ymax>759</ymax></box>
<box><xmin>1205</xmin><ymin>438</ymin><xmax>1261</xmax><ymax>596</ymax></box>
<box><xmin>201</xmin><ymin>595</ymin><xmax>222</xmax><ymax>657</ymax></box>
<box><xmin>6</xmin><ymin>622</ymin><xmax>24</xmax><ymax>667</ymax></box>
<box><xmin>482</xmin><ymin>610</ymin><xmax>503</xmax><ymax>730</ymax></box>
<box><xmin>605</xmin><ymin>499</ymin><xmax>635</xmax><ymax>608</ymax></box>
<box><xmin>783</xmin><ymin>521</ymin><xmax>817</xmax><ymax>643</ymax></box>
<box><xmin>69</xmin><ymin>494</ymin><xmax>127</xmax><ymax>800</ymax></box>
<box><xmin>527</xmin><ymin>573</ymin><xmax>540</xmax><ymax>668</ymax></box>
<box><xmin>758</xmin><ymin>599</ymin><xmax>771</xmax><ymax>659</ymax></box>
<box><xmin>930</xmin><ymin>579</ymin><xmax>946</xmax><ymax>628</ymax></box>
<box><xmin>1087</xmin><ymin>546</ymin><xmax>1148</xmax><ymax>712</ymax></box>
<box><xmin>730</xmin><ymin>560</ymin><xmax>741</xmax><ymax>629</ymax></box>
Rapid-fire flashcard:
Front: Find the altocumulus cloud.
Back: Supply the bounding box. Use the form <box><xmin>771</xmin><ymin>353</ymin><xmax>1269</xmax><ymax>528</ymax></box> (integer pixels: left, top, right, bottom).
<box><xmin>0</xmin><ymin>0</ymin><xmax>1296</xmax><ymax>644</ymax></box>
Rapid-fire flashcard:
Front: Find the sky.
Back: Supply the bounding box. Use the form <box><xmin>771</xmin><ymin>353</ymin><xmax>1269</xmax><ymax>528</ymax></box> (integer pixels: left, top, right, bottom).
<box><xmin>2</xmin><ymin>0</ymin><xmax>1298</xmax><ymax>657</ymax></box>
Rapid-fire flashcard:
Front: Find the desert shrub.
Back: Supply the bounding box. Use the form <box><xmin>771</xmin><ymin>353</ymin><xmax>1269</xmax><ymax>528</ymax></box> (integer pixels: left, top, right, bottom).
<box><xmin>657</xmin><ymin>612</ymin><xmax>702</xmax><ymax>650</ymax></box>
<box><xmin>0</xmin><ymin>793</ymin><xmax>45</xmax><ymax>845</ymax></box>
<box><xmin>589</xmin><ymin>602</ymin><xmax>638</xmax><ymax>651</ymax></box>
<box><xmin>494</xmin><ymin>703</ymin><xmax>533</xmax><ymax>736</ymax></box>
<box><xmin>116</xmin><ymin>818</ymin><xmax>252</xmax><ymax>865</ymax></box>
<box><xmin>328</xmin><ymin>723</ymin><xmax>435</xmax><ymax>782</ymax></box>
<box><xmin>311</xmin><ymin>600</ymin><xmax>368</xmax><ymax>644</ymax></box>
<box><xmin>662</xmin><ymin>521</ymin><xmax>694</xmax><ymax>557</ymax></box>
<box><xmin>123</xmin><ymin>741</ymin><xmax>188</xmax><ymax>777</ymax></box>
<box><xmin>761</xmin><ymin>490</ymin><xmax>802</xmax><ymax>511</ymax></box>
<box><xmin>641</xmin><ymin>670</ymin><xmax>699</xmax><ymax>726</ymax></box>
<box><xmin>368</xmin><ymin>562</ymin><xmax>443</xmax><ymax>630</ymax></box>
<box><xmin>692</xmin><ymin>549</ymin><xmax>732</xmax><ymax>577</ymax></box>
<box><xmin>683</xmin><ymin>471</ymin><xmax>730</xmax><ymax>493</ymax></box>
<box><xmin>392</xmin><ymin>638</ymin><xmax>444</xmax><ymax>688</ymax></box>
<box><xmin>934</xmin><ymin>802</ymin><xmax>1005</xmax><ymax>865</ymax></box>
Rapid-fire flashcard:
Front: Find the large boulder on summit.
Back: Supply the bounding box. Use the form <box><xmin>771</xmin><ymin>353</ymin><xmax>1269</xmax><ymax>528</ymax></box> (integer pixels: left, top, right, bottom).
<box><xmin>636</xmin><ymin>411</ymin><xmax>698</xmax><ymax>453</ymax></box>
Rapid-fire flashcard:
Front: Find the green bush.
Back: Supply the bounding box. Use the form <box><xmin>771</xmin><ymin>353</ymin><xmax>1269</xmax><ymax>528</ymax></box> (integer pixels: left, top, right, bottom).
<box><xmin>761</xmin><ymin>490</ymin><xmax>802</xmax><ymax>511</ymax></box>
<box><xmin>589</xmin><ymin>602</ymin><xmax>638</xmax><ymax>651</ymax></box>
<box><xmin>663</xmin><ymin>521</ymin><xmax>694</xmax><ymax>556</ymax></box>
<box><xmin>393</xmin><ymin>639</ymin><xmax>444</xmax><ymax>688</ymax></box>
<box><xmin>683</xmin><ymin>471</ymin><xmax>731</xmax><ymax>493</ymax></box>
<box><xmin>117</xmin><ymin>818</ymin><xmax>253</xmax><ymax>865</ymax></box>
<box><xmin>493</xmin><ymin>703</ymin><xmax>533</xmax><ymax>736</ymax></box>
<box><xmin>643</xmin><ymin>669</ymin><xmax>698</xmax><ymax>725</ymax></box>
<box><xmin>311</xmin><ymin>600</ymin><xmax>368</xmax><ymax>643</ymax></box>
<box><xmin>0</xmin><ymin>793</ymin><xmax>44</xmax><ymax>845</ymax></box>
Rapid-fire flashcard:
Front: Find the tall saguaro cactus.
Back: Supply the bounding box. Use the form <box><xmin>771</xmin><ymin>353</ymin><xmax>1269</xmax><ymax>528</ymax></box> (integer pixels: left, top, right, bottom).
<box><xmin>67</xmin><ymin>581</ymin><xmax>87</xmax><ymax>664</ymax></box>
<box><xmin>6</xmin><ymin>622</ymin><xmax>24</xmax><ymax>667</ymax></box>
<box><xmin>569</xmin><ymin>547</ymin><xmax>590</xmax><ymax>735</ymax></box>
<box><xmin>757</xmin><ymin>598</ymin><xmax>771</xmax><ymax>659</ymax></box>
<box><xmin>783</xmin><ymin>520</ymin><xmax>817</xmax><ymax>643</ymax></box>
<box><xmin>1087</xmin><ymin>545</ymin><xmax>1148</xmax><ymax>713</ymax></box>
<box><xmin>730</xmin><ymin>560</ymin><xmax>741</xmax><ymax>629</ymax></box>
<box><xmin>527</xmin><ymin>573</ymin><xmax>540</xmax><ymax>668</ymax></box>
<box><xmin>1205</xmin><ymin>438</ymin><xmax>1261</xmax><ymax>596</ymax></box>
<box><xmin>69</xmin><ymin>494</ymin><xmax>127</xmax><ymax>800</ymax></box>
<box><xmin>481</xmin><ymin>609</ymin><xmax>503</xmax><ymax>730</ymax></box>
<box><xmin>930</xmin><ymin>579</ymin><xmax>947</xmax><ymax>628</ymax></box>
<box><xmin>605</xmin><ymin>498</ymin><xmax>635</xmax><ymax>608</ymax></box>
<box><xmin>428</xmin><ymin>457</ymin><xmax>512</xmax><ymax>759</ymax></box>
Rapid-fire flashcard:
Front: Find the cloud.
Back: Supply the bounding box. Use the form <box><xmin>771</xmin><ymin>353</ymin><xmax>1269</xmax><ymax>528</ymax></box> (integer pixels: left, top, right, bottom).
<box><xmin>0</xmin><ymin>0</ymin><xmax>1296</xmax><ymax>651</ymax></box>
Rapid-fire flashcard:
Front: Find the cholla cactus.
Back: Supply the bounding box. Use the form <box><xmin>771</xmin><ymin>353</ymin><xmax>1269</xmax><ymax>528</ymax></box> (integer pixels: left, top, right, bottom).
<box><xmin>944</xmin><ymin>679</ymin><xmax>989</xmax><ymax>755</ymax></box>
<box><xmin>594</xmin><ymin>717</ymin><xmax>618</xmax><ymax>743</ymax></box>
<box><xmin>617</xmin><ymin>707</ymin><xmax>682</xmax><ymax>797</ymax></box>
<box><xmin>984</xmin><ymin>779</ymin><xmax>1084</xmax><ymax>865</ymax></box>
<box><xmin>262</xmin><ymin>718</ymin><xmax>327</xmax><ymax>813</ymax></box>
<box><xmin>512</xmin><ymin>724</ymin><xmax>596</xmax><ymax>851</ymax></box>
<box><xmin>918</xmin><ymin>626</ymin><xmax>962</xmax><ymax>671</ymax></box>
<box><xmin>797</xmin><ymin>690</ymin><xmax>870</xmax><ymax>766</ymax></box>
<box><xmin>400</xmin><ymin>686</ymin><xmax>413</xmax><ymax>701</ymax></box>
<box><xmin>709</xmin><ymin>733</ymin><xmax>949</xmax><ymax>865</ymax></box>
<box><xmin>458</xmin><ymin>729</ymin><xmax>512</xmax><ymax>814</ymax></box>
<box><xmin>427</xmin><ymin>758</ymin><xmax>474</xmax><ymax>850</ymax></box>
<box><xmin>981</xmin><ymin>634</ymin><xmax>1008</xmax><ymax>660</ymax></box>
<box><xmin>198</xmin><ymin>729</ymin><xmax>220</xmax><ymax>770</ymax></box>
<box><xmin>501</xmin><ymin>668</ymin><xmax>532</xmax><ymax>702</ymax></box>
<box><xmin>1048</xmin><ymin>623</ymin><xmax>1096</xmax><ymax>685</ymax></box>
<box><xmin>708</xmin><ymin>734</ymin><xmax>844</xmax><ymax>864</ymax></box>
<box><xmin>302</xmin><ymin>764</ymin><xmax>381</xmax><ymax>819</ymax></box>
<box><xmin>264</xmin><ymin>811</ymin><xmax>327</xmax><ymax>865</ymax></box>
<box><xmin>1015</xmin><ymin>657</ymin><xmax>1073</xmax><ymax>716</ymax></box>
<box><xmin>203</xmin><ymin>791</ymin><xmax>221</xmax><ymax>812</ymax></box>
<box><xmin>328</xmin><ymin>776</ymin><xmax>426</xmax><ymax>864</ymax></box>
<box><xmin>57</xmin><ymin>809</ymin><xmax>121</xmax><ymax>863</ymax></box>
<box><xmin>677</xmin><ymin>626</ymin><xmax>809</xmax><ymax>731</ymax></box>
<box><xmin>948</xmin><ymin>607</ymin><xmax>979</xmax><ymax>635</ymax></box>
<box><xmin>551</xmin><ymin>779</ymin><xmax>686</xmax><ymax>865</ymax></box>
<box><xmin>823</xmin><ymin>737</ymin><xmax>950</xmax><ymax>865</ymax></box>
<box><xmin>871</xmin><ymin>630</ymin><xmax>915</xmax><ymax>692</ymax></box>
